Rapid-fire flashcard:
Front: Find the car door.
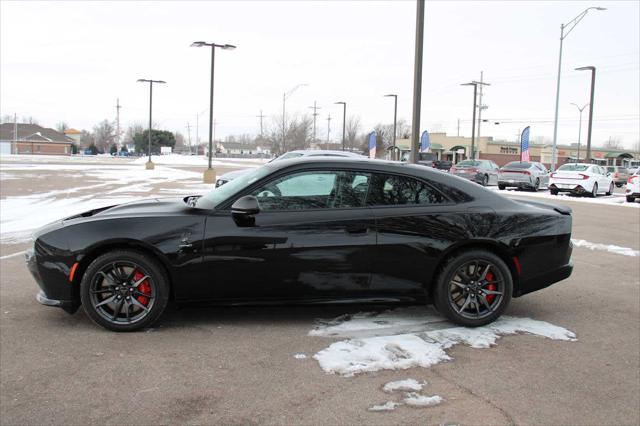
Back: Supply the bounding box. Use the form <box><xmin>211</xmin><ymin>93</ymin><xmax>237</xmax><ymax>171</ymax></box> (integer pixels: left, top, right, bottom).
<box><xmin>366</xmin><ymin>172</ymin><xmax>475</xmax><ymax>298</ymax></box>
<box><xmin>597</xmin><ymin>166</ymin><xmax>610</xmax><ymax>191</ymax></box>
<box><xmin>193</xmin><ymin>169</ymin><xmax>377</xmax><ymax>302</ymax></box>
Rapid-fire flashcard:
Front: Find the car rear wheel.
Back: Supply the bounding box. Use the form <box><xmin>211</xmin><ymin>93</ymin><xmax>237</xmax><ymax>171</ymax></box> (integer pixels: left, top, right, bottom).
<box><xmin>590</xmin><ymin>183</ymin><xmax>598</xmax><ymax>198</ymax></box>
<box><xmin>606</xmin><ymin>182</ymin><xmax>614</xmax><ymax>196</ymax></box>
<box><xmin>433</xmin><ymin>250</ymin><xmax>513</xmax><ymax>327</ymax></box>
<box><xmin>80</xmin><ymin>250</ymin><xmax>170</xmax><ymax>332</ymax></box>
<box><xmin>550</xmin><ymin>189</ymin><xmax>559</xmax><ymax>195</ymax></box>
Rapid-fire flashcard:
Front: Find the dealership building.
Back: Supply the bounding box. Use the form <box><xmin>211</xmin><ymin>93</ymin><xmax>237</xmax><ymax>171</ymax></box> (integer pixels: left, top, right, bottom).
<box><xmin>0</xmin><ymin>123</ymin><xmax>75</xmax><ymax>156</ymax></box>
<box><xmin>394</xmin><ymin>133</ymin><xmax>639</xmax><ymax>167</ymax></box>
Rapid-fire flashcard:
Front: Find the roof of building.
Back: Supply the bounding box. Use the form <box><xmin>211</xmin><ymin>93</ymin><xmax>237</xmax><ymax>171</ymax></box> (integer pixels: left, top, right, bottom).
<box><xmin>64</xmin><ymin>128</ymin><xmax>81</xmax><ymax>135</ymax></box>
<box><xmin>0</xmin><ymin>123</ymin><xmax>74</xmax><ymax>143</ymax></box>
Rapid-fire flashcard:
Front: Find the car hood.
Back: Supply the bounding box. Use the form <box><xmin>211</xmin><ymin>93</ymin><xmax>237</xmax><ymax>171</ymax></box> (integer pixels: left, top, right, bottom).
<box><xmin>63</xmin><ymin>197</ymin><xmax>196</xmax><ymax>222</ymax></box>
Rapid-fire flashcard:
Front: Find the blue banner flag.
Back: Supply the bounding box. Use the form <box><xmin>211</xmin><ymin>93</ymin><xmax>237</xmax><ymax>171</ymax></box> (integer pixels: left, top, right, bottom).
<box><xmin>368</xmin><ymin>132</ymin><xmax>377</xmax><ymax>159</ymax></box>
<box><xmin>520</xmin><ymin>126</ymin><xmax>530</xmax><ymax>162</ymax></box>
<box><xmin>420</xmin><ymin>130</ymin><xmax>430</xmax><ymax>153</ymax></box>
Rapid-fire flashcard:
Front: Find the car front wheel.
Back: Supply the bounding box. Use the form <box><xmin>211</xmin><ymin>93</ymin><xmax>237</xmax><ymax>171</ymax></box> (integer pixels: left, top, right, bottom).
<box><xmin>627</xmin><ymin>195</ymin><xmax>635</xmax><ymax>203</ymax></box>
<box><xmin>606</xmin><ymin>182</ymin><xmax>614</xmax><ymax>196</ymax></box>
<box><xmin>590</xmin><ymin>183</ymin><xmax>598</xmax><ymax>198</ymax></box>
<box><xmin>80</xmin><ymin>250</ymin><xmax>170</xmax><ymax>332</ymax></box>
<box><xmin>532</xmin><ymin>178</ymin><xmax>540</xmax><ymax>192</ymax></box>
<box><xmin>433</xmin><ymin>250</ymin><xmax>513</xmax><ymax>327</ymax></box>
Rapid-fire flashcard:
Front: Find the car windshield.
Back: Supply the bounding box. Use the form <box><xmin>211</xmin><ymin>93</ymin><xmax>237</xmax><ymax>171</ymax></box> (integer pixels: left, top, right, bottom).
<box><xmin>196</xmin><ymin>165</ymin><xmax>273</xmax><ymax>209</ymax></box>
<box><xmin>503</xmin><ymin>162</ymin><xmax>531</xmax><ymax>169</ymax></box>
<box><xmin>274</xmin><ymin>152</ymin><xmax>304</xmax><ymax>161</ymax></box>
<box><xmin>558</xmin><ymin>164</ymin><xmax>589</xmax><ymax>172</ymax></box>
<box><xmin>456</xmin><ymin>160</ymin><xmax>481</xmax><ymax>167</ymax></box>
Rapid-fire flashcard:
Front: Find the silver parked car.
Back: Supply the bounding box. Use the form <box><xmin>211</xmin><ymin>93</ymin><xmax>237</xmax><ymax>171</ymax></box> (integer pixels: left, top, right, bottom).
<box><xmin>498</xmin><ymin>161</ymin><xmax>549</xmax><ymax>191</ymax></box>
<box><xmin>450</xmin><ymin>159</ymin><xmax>500</xmax><ymax>186</ymax></box>
<box><xmin>215</xmin><ymin>149</ymin><xmax>365</xmax><ymax>187</ymax></box>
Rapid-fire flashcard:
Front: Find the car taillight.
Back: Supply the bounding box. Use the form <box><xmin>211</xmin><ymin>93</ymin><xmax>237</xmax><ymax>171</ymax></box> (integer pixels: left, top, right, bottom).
<box><xmin>523</xmin><ymin>170</ymin><xmax>531</xmax><ymax>175</ymax></box>
<box><xmin>468</xmin><ymin>168</ymin><xmax>478</xmax><ymax>173</ymax></box>
<box><xmin>550</xmin><ymin>172</ymin><xmax>557</xmax><ymax>178</ymax></box>
<box><xmin>579</xmin><ymin>174</ymin><xmax>589</xmax><ymax>180</ymax></box>
<box><xmin>629</xmin><ymin>175</ymin><xmax>638</xmax><ymax>183</ymax></box>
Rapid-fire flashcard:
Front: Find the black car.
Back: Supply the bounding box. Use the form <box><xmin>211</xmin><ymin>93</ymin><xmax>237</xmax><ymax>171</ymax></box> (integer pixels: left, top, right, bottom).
<box><xmin>27</xmin><ymin>158</ymin><xmax>574</xmax><ymax>331</ymax></box>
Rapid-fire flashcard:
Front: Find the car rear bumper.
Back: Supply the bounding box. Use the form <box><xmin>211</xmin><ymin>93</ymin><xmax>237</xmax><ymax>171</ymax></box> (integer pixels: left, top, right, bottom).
<box><xmin>452</xmin><ymin>172</ymin><xmax>482</xmax><ymax>183</ymax></box>
<box><xmin>548</xmin><ymin>183</ymin><xmax>590</xmax><ymax>194</ymax></box>
<box><xmin>498</xmin><ymin>178</ymin><xmax>534</xmax><ymax>188</ymax></box>
<box><xmin>516</xmin><ymin>260</ymin><xmax>573</xmax><ymax>297</ymax></box>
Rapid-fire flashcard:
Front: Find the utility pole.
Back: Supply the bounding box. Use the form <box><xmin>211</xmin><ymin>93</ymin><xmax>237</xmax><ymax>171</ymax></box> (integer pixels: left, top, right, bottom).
<box><xmin>186</xmin><ymin>123</ymin><xmax>192</xmax><ymax>153</ymax></box>
<box><xmin>477</xmin><ymin>71</ymin><xmax>490</xmax><ymax>155</ymax></box>
<box><xmin>410</xmin><ymin>0</ymin><xmax>425</xmax><ymax>164</ymax></box>
<box><xmin>13</xmin><ymin>113</ymin><xmax>17</xmax><ymax>154</ymax></box>
<box><xmin>326</xmin><ymin>114</ymin><xmax>332</xmax><ymax>150</ymax></box>
<box><xmin>457</xmin><ymin>118</ymin><xmax>460</xmax><ymax>137</ymax></box>
<box><xmin>256</xmin><ymin>110</ymin><xmax>266</xmax><ymax>139</ymax></box>
<box><xmin>461</xmin><ymin>80</ymin><xmax>490</xmax><ymax>159</ymax></box>
<box><xmin>115</xmin><ymin>98</ymin><xmax>122</xmax><ymax>150</ymax></box>
<box><xmin>308</xmin><ymin>101</ymin><xmax>321</xmax><ymax>143</ymax></box>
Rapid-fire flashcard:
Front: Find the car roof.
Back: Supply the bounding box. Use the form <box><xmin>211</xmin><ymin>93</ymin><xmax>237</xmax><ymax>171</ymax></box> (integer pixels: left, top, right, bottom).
<box><xmin>290</xmin><ymin>149</ymin><xmax>364</xmax><ymax>157</ymax></box>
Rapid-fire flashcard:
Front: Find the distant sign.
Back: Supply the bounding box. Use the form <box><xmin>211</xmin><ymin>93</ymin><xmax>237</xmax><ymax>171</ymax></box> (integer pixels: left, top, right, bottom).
<box><xmin>160</xmin><ymin>146</ymin><xmax>172</xmax><ymax>155</ymax></box>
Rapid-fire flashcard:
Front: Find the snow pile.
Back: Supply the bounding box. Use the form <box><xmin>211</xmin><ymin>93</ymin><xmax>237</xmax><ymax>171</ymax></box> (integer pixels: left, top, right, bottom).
<box><xmin>490</xmin><ymin>186</ymin><xmax>640</xmax><ymax>209</ymax></box>
<box><xmin>572</xmin><ymin>239</ymin><xmax>639</xmax><ymax>257</ymax></box>
<box><xmin>293</xmin><ymin>353</ymin><xmax>307</xmax><ymax>359</ymax></box>
<box><xmin>312</xmin><ymin>308</ymin><xmax>576</xmax><ymax>377</ymax></box>
<box><xmin>131</xmin><ymin>154</ymin><xmax>267</xmax><ymax>167</ymax></box>
<box><xmin>369</xmin><ymin>378</ymin><xmax>442</xmax><ymax>412</ymax></box>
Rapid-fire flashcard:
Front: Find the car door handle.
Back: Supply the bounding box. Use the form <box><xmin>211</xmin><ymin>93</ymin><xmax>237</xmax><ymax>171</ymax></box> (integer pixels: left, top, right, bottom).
<box><xmin>346</xmin><ymin>227</ymin><xmax>369</xmax><ymax>235</ymax></box>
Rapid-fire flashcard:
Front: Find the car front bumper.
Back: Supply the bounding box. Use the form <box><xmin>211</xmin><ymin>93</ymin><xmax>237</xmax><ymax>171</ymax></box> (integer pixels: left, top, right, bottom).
<box><xmin>26</xmin><ymin>247</ymin><xmax>80</xmax><ymax>314</ymax></box>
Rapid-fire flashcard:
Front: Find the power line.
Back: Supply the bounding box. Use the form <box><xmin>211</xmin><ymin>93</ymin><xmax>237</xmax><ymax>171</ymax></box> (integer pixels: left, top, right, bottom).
<box><xmin>309</xmin><ymin>101</ymin><xmax>321</xmax><ymax>142</ymax></box>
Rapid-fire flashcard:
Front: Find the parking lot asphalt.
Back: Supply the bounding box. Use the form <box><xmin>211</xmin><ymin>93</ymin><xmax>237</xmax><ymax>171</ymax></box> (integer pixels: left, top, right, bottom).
<box><xmin>1</xmin><ymin>160</ymin><xmax>639</xmax><ymax>425</ymax></box>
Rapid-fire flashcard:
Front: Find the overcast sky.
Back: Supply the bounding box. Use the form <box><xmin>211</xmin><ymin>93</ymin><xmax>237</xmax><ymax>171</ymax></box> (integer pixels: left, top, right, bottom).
<box><xmin>1</xmin><ymin>1</ymin><xmax>638</xmax><ymax>148</ymax></box>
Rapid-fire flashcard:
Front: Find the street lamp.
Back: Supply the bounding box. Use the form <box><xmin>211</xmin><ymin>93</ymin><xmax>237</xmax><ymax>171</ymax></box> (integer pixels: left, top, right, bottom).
<box><xmin>282</xmin><ymin>84</ymin><xmax>307</xmax><ymax>154</ymax></box>
<box><xmin>136</xmin><ymin>79</ymin><xmax>166</xmax><ymax>170</ymax></box>
<box><xmin>461</xmin><ymin>80</ymin><xmax>489</xmax><ymax>160</ymax></box>
<box><xmin>384</xmin><ymin>94</ymin><xmax>398</xmax><ymax>159</ymax></box>
<box><xmin>550</xmin><ymin>6</ymin><xmax>606</xmax><ymax>171</ymax></box>
<box><xmin>334</xmin><ymin>102</ymin><xmax>346</xmax><ymax>151</ymax></box>
<box><xmin>575</xmin><ymin>66</ymin><xmax>597</xmax><ymax>163</ymax></box>
<box><xmin>570</xmin><ymin>102</ymin><xmax>589</xmax><ymax>161</ymax></box>
<box><xmin>191</xmin><ymin>41</ymin><xmax>236</xmax><ymax>183</ymax></box>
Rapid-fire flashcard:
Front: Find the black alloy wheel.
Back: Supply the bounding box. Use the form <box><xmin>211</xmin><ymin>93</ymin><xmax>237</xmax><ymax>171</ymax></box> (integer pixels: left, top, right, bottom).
<box><xmin>433</xmin><ymin>250</ymin><xmax>513</xmax><ymax>327</ymax></box>
<box><xmin>606</xmin><ymin>182</ymin><xmax>614</xmax><ymax>196</ymax></box>
<box><xmin>80</xmin><ymin>250</ymin><xmax>170</xmax><ymax>331</ymax></box>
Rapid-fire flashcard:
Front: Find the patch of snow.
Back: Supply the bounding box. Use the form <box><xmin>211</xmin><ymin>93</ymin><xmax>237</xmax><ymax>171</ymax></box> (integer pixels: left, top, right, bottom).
<box><xmin>131</xmin><ymin>154</ymin><xmax>268</xmax><ymax>167</ymax></box>
<box><xmin>312</xmin><ymin>308</ymin><xmax>576</xmax><ymax>377</ymax></box>
<box><xmin>368</xmin><ymin>401</ymin><xmax>401</xmax><ymax>412</ymax></box>
<box><xmin>383</xmin><ymin>378</ymin><xmax>425</xmax><ymax>393</ymax></box>
<box><xmin>293</xmin><ymin>353</ymin><xmax>307</xmax><ymax>359</ymax></box>
<box><xmin>571</xmin><ymin>239</ymin><xmax>639</xmax><ymax>257</ymax></box>
<box><xmin>402</xmin><ymin>392</ymin><xmax>443</xmax><ymax>407</ymax></box>
<box><xmin>489</xmin><ymin>186</ymin><xmax>640</xmax><ymax>209</ymax></box>
<box><xmin>0</xmin><ymin>251</ymin><xmax>25</xmax><ymax>260</ymax></box>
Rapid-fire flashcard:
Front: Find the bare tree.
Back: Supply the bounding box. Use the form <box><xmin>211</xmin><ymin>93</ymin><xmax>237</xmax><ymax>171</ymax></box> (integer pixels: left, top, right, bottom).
<box><xmin>93</xmin><ymin>120</ymin><xmax>116</xmax><ymax>152</ymax></box>
<box><xmin>21</xmin><ymin>116</ymin><xmax>39</xmax><ymax>125</ymax></box>
<box><xmin>345</xmin><ymin>116</ymin><xmax>361</xmax><ymax>152</ymax></box>
<box><xmin>56</xmin><ymin>122</ymin><xmax>69</xmax><ymax>133</ymax></box>
<box><xmin>603</xmin><ymin>136</ymin><xmax>623</xmax><ymax>150</ymax></box>
<box><xmin>123</xmin><ymin>123</ymin><xmax>145</xmax><ymax>147</ymax></box>
<box><xmin>79</xmin><ymin>130</ymin><xmax>95</xmax><ymax>148</ymax></box>
<box><xmin>265</xmin><ymin>114</ymin><xmax>313</xmax><ymax>155</ymax></box>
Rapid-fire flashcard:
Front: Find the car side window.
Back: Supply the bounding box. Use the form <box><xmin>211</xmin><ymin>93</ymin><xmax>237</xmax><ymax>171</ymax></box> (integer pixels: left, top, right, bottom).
<box><xmin>366</xmin><ymin>173</ymin><xmax>446</xmax><ymax>206</ymax></box>
<box><xmin>250</xmin><ymin>170</ymin><xmax>370</xmax><ymax>211</ymax></box>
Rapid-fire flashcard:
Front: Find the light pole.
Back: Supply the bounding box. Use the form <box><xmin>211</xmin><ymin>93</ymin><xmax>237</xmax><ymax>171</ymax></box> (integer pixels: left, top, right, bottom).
<box><xmin>384</xmin><ymin>94</ymin><xmax>398</xmax><ymax>159</ymax></box>
<box><xmin>551</xmin><ymin>7</ymin><xmax>606</xmax><ymax>171</ymax></box>
<box><xmin>136</xmin><ymin>79</ymin><xmax>166</xmax><ymax>170</ymax></box>
<box><xmin>576</xmin><ymin>66</ymin><xmax>597</xmax><ymax>163</ymax></box>
<box><xmin>334</xmin><ymin>102</ymin><xmax>346</xmax><ymax>151</ymax></box>
<box><xmin>409</xmin><ymin>0</ymin><xmax>425</xmax><ymax>164</ymax></box>
<box><xmin>282</xmin><ymin>84</ymin><xmax>308</xmax><ymax>154</ymax></box>
<box><xmin>570</xmin><ymin>102</ymin><xmax>589</xmax><ymax>161</ymax></box>
<box><xmin>461</xmin><ymin>80</ymin><xmax>489</xmax><ymax>159</ymax></box>
<box><xmin>191</xmin><ymin>41</ymin><xmax>236</xmax><ymax>183</ymax></box>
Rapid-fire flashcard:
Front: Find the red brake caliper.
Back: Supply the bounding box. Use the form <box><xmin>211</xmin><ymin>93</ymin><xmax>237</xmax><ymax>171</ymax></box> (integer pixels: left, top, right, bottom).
<box><xmin>133</xmin><ymin>271</ymin><xmax>151</xmax><ymax>306</ymax></box>
<box><xmin>485</xmin><ymin>272</ymin><xmax>497</xmax><ymax>304</ymax></box>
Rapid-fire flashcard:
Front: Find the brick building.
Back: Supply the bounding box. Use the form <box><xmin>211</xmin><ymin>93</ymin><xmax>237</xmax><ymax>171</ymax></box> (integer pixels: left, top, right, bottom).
<box><xmin>0</xmin><ymin>123</ymin><xmax>74</xmax><ymax>155</ymax></box>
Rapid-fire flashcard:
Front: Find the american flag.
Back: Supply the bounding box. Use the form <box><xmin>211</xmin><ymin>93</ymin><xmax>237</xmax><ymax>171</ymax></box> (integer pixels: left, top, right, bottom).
<box><xmin>368</xmin><ymin>132</ymin><xmax>377</xmax><ymax>159</ymax></box>
<box><xmin>520</xmin><ymin>126</ymin><xmax>530</xmax><ymax>162</ymax></box>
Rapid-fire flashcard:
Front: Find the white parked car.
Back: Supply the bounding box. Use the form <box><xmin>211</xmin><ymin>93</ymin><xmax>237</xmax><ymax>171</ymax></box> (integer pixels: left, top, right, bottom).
<box><xmin>548</xmin><ymin>163</ymin><xmax>614</xmax><ymax>197</ymax></box>
<box><xmin>215</xmin><ymin>150</ymin><xmax>365</xmax><ymax>188</ymax></box>
<box><xmin>625</xmin><ymin>171</ymin><xmax>640</xmax><ymax>202</ymax></box>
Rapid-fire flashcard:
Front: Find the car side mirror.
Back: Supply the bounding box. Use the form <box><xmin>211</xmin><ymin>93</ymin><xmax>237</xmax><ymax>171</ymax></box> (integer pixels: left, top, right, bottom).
<box><xmin>232</xmin><ymin>195</ymin><xmax>260</xmax><ymax>215</ymax></box>
<box><xmin>231</xmin><ymin>195</ymin><xmax>260</xmax><ymax>227</ymax></box>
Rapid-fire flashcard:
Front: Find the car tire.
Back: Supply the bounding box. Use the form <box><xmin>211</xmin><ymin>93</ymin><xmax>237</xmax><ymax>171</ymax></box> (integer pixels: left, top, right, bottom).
<box><xmin>590</xmin><ymin>183</ymin><xmax>598</xmax><ymax>198</ymax></box>
<box><xmin>481</xmin><ymin>175</ymin><xmax>489</xmax><ymax>186</ymax></box>
<box><xmin>606</xmin><ymin>182</ymin><xmax>614</xmax><ymax>196</ymax></box>
<box><xmin>532</xmin><ymin>178</ymin><xmax>540</xmax><ymax>192</ymax></box>
<box><xmin>498</xmin><ymin>184</ymin><xmax>505</xmax><ymax>190</ymax></box>
<box><xmin>433</xmin><ymin>250</ymin><xmax>513</xmax><ymax>327</ymax></box>
<box><xmin>550</xmin><ymin>189</ymin><xmax>558</xmax><ymax>195</ymax></box>
<box><xmin>80</xmin><ymin>250</ymin><xmax>170</xmax><ymax>332</ymax></box>
<box><xmin>627</xmin><ymin>195</ymin><xmax>636</xmax><ymax>203</ymax></box>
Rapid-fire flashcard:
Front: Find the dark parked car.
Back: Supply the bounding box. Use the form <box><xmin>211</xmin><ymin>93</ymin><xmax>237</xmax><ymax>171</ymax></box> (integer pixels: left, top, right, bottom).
<box><xmin>27</xmin><ymin>158</ymin><xmax>573</xmax><ymax>331</ymax></box>
<box><xmin>450</xmin><ymin>159</ymin><xmax>500</xmax><ymax>186</ymax></box>
<box><xmin>400</xmin><ymin>151</ymin><xmax>452</xmax><ymax>171</ymax></box>
<box><xmin>605</xmin><ymin>166</ymin><xmax>630</xmax><ymax>187</ymax></box>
